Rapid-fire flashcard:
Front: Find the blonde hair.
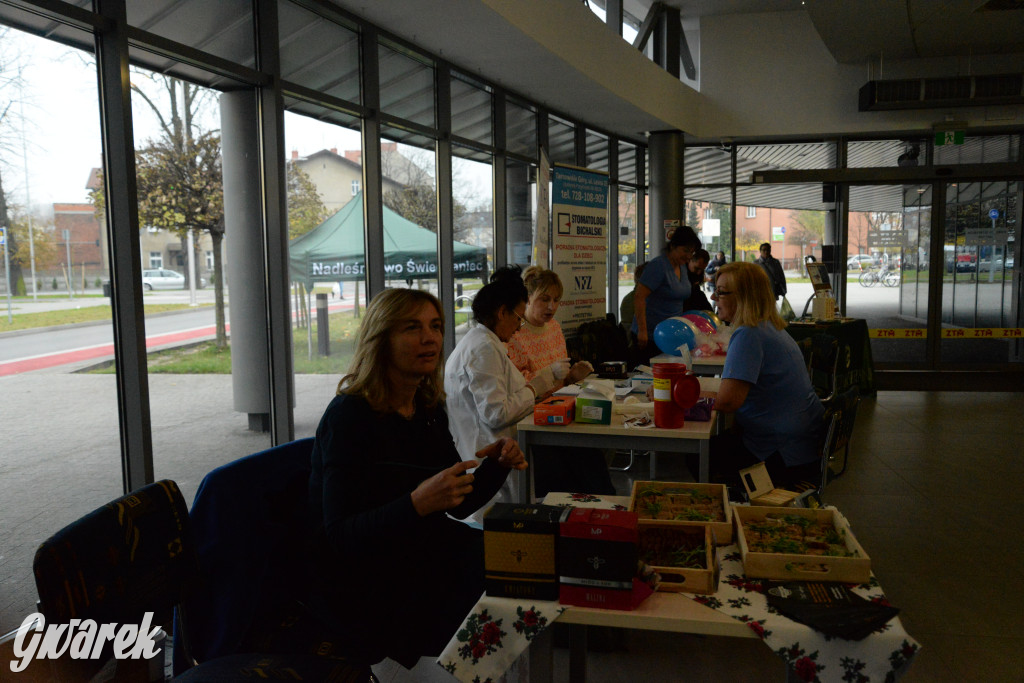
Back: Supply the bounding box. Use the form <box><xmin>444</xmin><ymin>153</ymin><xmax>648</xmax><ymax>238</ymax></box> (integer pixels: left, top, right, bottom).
<box><xmin>338</xmin><ymin>288</ymin><xmax>445</xmax><ymax>410</ymax></box>
<box><xmin>716</xmin><ymin>262</ymin><xmax>786</xmax><ymax>330</ymax></box>
<box><xmin>521</xmin><ymin>266</ymin><xmax>563</xmax><ymax>300</ymax></box>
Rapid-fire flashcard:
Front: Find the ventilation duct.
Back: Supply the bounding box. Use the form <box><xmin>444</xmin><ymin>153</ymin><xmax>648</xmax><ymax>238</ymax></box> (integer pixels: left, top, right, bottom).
<box><xmin>859</xmin><ymin>73</ymin><xmax>1024</xmax><ymax>111</ymax></box>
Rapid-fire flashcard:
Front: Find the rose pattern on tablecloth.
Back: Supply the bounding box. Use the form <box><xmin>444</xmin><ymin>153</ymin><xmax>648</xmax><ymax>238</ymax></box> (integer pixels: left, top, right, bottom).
<box><xmin>511</xmin><ymin>605</ymin><xmax>547</xmax><ymax>640</ymax></box>
<box><xmin>454</xmin><ymin>608</ymin><xmax>507</xmax><ymax>665</ymax></box>
<box><xmin>568</xmin><ymin>493</ymin><xmax>601</xmax><ymax>503</ymax></box>
<box><xmin>689</xmin><ymin>547</ymin><xmax>920</xmax><ymax>682</ymax></box>
<box><xmin>545</xmin><ymin>491</ymin><xmax>628</xmax><ymax>510</ymax></box>
<box><xmin>438</xmin><ymin>598</ymin><xmax>565</xmax><ymax>683</ymax></box>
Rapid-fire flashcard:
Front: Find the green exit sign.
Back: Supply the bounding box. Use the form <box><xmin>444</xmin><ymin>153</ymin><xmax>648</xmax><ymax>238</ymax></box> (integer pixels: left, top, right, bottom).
<box><xmin>935</xmin><ymin>130</ymin><xmax>965</xmax><ymax>146</ymax></box>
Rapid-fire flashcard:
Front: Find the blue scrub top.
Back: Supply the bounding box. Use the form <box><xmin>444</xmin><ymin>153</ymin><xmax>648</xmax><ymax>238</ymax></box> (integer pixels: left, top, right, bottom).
<box><xmin>631</xmin><ymin>254</ymin><xmax>691</xmax><ymax>335</ymax></box>
<box><xmin>722</xmin><ymin>322</ymin><xmax>824</xmax><ymax>466</ymax></box>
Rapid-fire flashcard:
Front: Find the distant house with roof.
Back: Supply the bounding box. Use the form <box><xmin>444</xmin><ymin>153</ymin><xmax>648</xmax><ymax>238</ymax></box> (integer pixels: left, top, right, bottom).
<box><xmin>291</xmin><ymin>144</ymin><xmax>408</xmax><ymax>214</ymax></box>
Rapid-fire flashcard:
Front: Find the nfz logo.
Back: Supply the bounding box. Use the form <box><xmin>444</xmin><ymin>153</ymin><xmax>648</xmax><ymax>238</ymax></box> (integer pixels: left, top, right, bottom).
<box><xmin>574</xmin><ymin>275</ymin><xmax>592</xmax><ymax>290</ymax></box>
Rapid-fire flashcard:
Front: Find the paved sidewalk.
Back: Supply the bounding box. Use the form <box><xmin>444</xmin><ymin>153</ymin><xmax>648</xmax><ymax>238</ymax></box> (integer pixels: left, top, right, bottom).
<box><xmin>0</xmin><ymin>372</ymin><xmax>340</xmax><ymax>634</ymax></box>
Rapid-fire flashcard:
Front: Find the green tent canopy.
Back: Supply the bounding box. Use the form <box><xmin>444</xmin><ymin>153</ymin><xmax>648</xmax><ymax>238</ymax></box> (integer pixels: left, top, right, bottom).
<box><xmin>288</xmin><ymin>192</ymin><xmax>488</xmax><ymax>288</ymax></box>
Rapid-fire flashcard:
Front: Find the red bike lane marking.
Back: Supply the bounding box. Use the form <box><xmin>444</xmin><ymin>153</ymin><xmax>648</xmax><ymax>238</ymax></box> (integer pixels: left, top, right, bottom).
<box><xmin>0</xmin><ymin>325</ymin><xmax>223</xmax><ymax>376</ymax></box>
<box><xmin>0</xmin><ymin>298</ymin><xmax>352</xmax><ymax>377</ymax></box>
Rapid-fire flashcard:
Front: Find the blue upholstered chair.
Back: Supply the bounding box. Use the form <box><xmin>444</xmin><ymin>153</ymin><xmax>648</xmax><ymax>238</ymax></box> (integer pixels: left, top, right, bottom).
<box><xmin>31</xmin><ymin>477</ymin><xmax>370</xmax><ymax>681</ymax></box>
<box><xmin>173</xmin><ymin>438</ymin><xmax>316</xmax><ymax>671</ymax></box>
<box><xmin>173</xmin><ymin>436</ymin><xmax>374</xmax><ymax>682</ymax></box>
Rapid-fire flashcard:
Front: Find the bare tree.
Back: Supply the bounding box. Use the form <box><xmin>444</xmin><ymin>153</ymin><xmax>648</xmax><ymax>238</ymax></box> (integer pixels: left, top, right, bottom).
<box><xmin>0</xmin><ymin>29</ymin><xmax>31</xmax><ymax>294</ymax></box>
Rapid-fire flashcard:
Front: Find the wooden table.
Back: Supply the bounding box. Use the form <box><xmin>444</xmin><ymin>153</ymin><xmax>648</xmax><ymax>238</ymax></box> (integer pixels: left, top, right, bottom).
<box><xmin>515</xmin><ymin>378</ymin><xmax>721</xmax><ymax>499</ymax></box>
<box><xmin>527</xmin><ymin>590</ymin><xmax>762</xmax><ymax>683</ymax></box>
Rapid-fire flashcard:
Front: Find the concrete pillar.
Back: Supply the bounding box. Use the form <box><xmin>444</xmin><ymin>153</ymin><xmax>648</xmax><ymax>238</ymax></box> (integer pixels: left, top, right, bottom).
<box><xmin>648</xmin><ymin>131</ymin><xmax>685</xmax><ymax>256</ymax></box>
<box><xmin>221</xmin><ymin>91</ymin><xmax>271</xmax><ymax>432</ymax></box>
<box><xmin>507</xmin><ymin>162</ymin><xmax>533</xmax><ymax>266</ymax></box>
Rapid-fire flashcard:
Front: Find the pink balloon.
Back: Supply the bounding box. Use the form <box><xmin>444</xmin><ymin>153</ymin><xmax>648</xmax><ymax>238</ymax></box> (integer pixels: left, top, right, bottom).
<box><xmin>682</xmin><ymin>313</ymin><xmax>716</xmax><ymax>336</ymax></box>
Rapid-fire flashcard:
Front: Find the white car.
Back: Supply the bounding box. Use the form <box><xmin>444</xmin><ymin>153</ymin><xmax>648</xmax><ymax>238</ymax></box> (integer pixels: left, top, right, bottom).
<box><xmin>846</xmin><ymin>254</ymin><xmax>876</xmax><ymax>270</ymax></box>
<box><xmin>141</xmin><ymin>269</ymin><xmax>205</xmax><ymax>290</ymax></box>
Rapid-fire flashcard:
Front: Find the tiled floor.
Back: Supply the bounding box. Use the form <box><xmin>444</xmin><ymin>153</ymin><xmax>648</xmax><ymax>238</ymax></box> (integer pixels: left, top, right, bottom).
<box><xmin>3</xmin><ymin>387</ymin><xmax>1024</xmax><ymax>681</ymax></box>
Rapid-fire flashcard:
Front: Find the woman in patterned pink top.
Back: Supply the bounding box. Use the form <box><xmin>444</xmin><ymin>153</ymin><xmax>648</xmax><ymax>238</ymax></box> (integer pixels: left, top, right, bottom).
<box><xmin>507</xmin><ymin>266</ymin><xmax>614</xmax><ymax>497</ymax></box>
<box><xmin>507</xmin><ymin>267</ymin><xmax>592</xmax><ymax>390</ymax></box>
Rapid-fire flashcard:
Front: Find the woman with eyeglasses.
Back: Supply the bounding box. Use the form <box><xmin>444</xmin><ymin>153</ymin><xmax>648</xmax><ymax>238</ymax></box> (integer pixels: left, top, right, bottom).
<box><xmin>704</xmin><ymin>262</ymin><xmax>824</xmax><ymax>491</ymax></box>
<box><xmin>445</xmin><ymin>266</ymin><xmax>563</xmax><ymax>523</ymax></box>
<box><xmin>630</xmin><ymin>225</ymin><xmax>703</xmax><ymax>365</ymax></box>
<box><xmin>505</xmin><ymin>266</ymin><xmax>614</xmax><ymax>497</ymax></box>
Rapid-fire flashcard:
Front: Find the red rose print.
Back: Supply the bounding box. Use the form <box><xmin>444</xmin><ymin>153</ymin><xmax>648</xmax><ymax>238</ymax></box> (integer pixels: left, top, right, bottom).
<box><xmin>795</xmin><ymin>656</ymin><xmax>817</xmax><ymax>681</ymax></box>
<box><xmin>472</xmin><ymin>642</ymin><xmax>487</xmax><ymax>659</ymax></box>
<box><xmin>523</xmin><ymin>610</ymin><xmax>538</xmax><ymax>627</ymax></box>
<box><xmin>749</xmin><ymin>621</ymin><xmax>765</xmax><ymax>638</ymax></box>
<box><xmin>482</xmin><ymin>621</ymin><xmax>502</xmax><ymax>645</ymax></box>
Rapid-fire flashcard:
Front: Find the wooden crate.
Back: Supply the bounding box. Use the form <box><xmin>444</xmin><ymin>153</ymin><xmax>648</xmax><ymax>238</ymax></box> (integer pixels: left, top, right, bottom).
<box><xmin>733</xmin><ymin>506</ymin><xmax>871</xmax><ymax>584</ymax></box>
<box><xmin>628</xmin><ymin>480</ymin><xmax>733</xmax><ymax>545</ymax></box>
<box><xmin>637</xmin><ymin>524</ymin><xmax>719</xmax><ymax>594</ymax></box>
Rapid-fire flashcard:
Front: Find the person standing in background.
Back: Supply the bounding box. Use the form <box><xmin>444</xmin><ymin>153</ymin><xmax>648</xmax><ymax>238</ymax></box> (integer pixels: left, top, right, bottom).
<box><xmin>682</xmin><ymin>248</ymin><xmax>712</xmax><ymax>312</ymax></box>
<box><xmin>705</xmin><ymin>251</ymin><xmax>726</xmax><ymax>294</ymax></box>
<box><xmin>755</xmin><ymin>242</ymin><xmax>787</xmax><ymax>301</ymax></box>
<box><xmin>629</xmin><ymin>225</ymin><xmax>702</xmax><ymax>364</ymax></box>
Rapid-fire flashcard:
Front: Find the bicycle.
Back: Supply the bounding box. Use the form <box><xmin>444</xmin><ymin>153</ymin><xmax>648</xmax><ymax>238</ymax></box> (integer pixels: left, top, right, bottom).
<box><xmin>858</xmin><ymin>267</ymin><xmax>880</xmax><ymax>287</ymax></box>
<box><xmin>858</xmin><ymin>265</ymin><xmax>900</xmax><ymax>288</ymax></box>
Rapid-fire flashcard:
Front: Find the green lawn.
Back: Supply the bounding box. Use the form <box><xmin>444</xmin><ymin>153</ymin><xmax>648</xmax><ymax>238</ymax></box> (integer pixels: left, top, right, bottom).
<box><xmin>87</xmin><ymin>307</ymin><xmax>478</xmax><ymax>374</ymax></box>
<box><xmin>90</xmin><ymin>309</ymin><xmax>363</xmax><ymax>374</ymax></box>
<box><xmin>0</xmin><ymin>303</ymin><xmax>207</xmax><ymax>333</ymax></box>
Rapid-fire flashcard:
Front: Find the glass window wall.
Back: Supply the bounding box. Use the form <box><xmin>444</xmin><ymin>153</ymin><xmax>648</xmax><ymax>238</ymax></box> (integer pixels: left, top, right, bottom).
<box><xmin>0</xmin><ymin>28</ymin><xmax>119</xmax><ymax>636</ymax></box>
<box><xmin>283</xmin><ymin>113</ymin><xmax>366</xmax><ymax>433</ymax></box>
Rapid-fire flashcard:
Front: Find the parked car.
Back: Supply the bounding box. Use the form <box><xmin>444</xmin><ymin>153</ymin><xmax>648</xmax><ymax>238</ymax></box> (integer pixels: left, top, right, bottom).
<box><xmin>846</xmin><ymin>254</ymin><xmax>875</xmax><ymax>270</ymax></box>
<box><xmin>945</xmin><ymin>254</ymin><xmax>977</xmax><ymax>274</ymax></box>
<box><xmin>141</xmin><ymin>269</ymin><xmax>206</xmax><ymax>290</ymax></box>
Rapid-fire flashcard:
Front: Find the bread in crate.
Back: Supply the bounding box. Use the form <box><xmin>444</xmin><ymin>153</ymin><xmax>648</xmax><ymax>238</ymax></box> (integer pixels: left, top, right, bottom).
<box><xmin>627</xmin><ymin>480</ymin><xmax>733</xmax><ymax>545</ymax></box>
<box><xmin>733</xmin><ymin>506</ymin><xmax>870</xmax><ymax>584</ymax></box>
<box><xmin>637</xmin><ymin>523</ymin><xmax>719</xmax><ymax>594</ymax></box>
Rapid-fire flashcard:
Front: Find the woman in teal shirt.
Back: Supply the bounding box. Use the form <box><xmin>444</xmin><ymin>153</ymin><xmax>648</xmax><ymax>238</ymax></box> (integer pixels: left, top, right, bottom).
<box><xmin>630</xmin><ymin>225</ymin><xmax>702</xmax><ymax>363</ymax></box>
<box><xmin>706</xmin><ymin>262</ymin><xmax>824</xmax><ymax>490</ymax></box>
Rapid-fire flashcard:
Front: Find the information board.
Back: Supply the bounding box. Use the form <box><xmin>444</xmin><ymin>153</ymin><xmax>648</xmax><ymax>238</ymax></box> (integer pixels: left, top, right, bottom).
<box><xmin>551</xmin><ymin>165</ymin><xmax>608</xmax><ymax>337</ymax></box>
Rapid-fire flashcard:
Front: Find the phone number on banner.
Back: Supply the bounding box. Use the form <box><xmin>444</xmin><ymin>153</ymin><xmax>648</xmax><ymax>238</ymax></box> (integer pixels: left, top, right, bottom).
<box><xmin>869</xmin><ymin>328</ymin><xmax>1024</xmax><ymax>339</ymax></box>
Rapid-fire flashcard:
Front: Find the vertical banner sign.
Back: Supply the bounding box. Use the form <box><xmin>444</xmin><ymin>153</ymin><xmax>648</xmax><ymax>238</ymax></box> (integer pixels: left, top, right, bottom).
<box><xmin>551</xmin><ymin>165</ymin><xmax>608</xmax><ymax>337</ymax></box>
<box><xmin>534</xmin><ymin>147</ymin><xmax>551</xmax><ymax>269</ymax></box>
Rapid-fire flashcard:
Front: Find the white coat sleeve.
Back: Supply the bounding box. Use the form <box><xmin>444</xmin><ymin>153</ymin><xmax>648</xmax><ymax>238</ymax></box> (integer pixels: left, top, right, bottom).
<box><xmin>461</xmin><ymin>340</ymin><xmax>535</xmax><ymax>431</ymax></box>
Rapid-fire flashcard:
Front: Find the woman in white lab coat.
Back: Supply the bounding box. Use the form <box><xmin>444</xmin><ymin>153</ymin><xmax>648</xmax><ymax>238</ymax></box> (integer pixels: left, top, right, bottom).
<box><xmin>445</xmin><ymin>266</ymin><xmax>568</xmax><ymax>523</ymax></box>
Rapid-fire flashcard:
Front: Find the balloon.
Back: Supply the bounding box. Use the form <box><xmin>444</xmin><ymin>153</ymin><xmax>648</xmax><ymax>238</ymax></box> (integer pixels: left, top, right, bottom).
<box><xmin>685</xmin><ymin>309</ymin><xmax>721</xmax><ymax>330</ymax></box>
<box><xmin>682</xmin><ymin>313</ymin><xmax>716</xmax><ymax>336</ymax></box>
<box><xmin>653</xmin><ymin>317</ymin><xmax>697</xmax><ymax>355</ymax></box>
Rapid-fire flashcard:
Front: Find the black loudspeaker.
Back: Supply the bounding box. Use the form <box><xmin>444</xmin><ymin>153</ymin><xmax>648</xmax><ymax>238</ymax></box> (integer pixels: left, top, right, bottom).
<box><xmin>820</xmin><ymin>245</ymin><xmax>835</xmax><ymax>273</ymax></box>
<box><xmin>822</xmin><ymin>183</ymin><xmax>836</xmax><ymax>203</ymax></box>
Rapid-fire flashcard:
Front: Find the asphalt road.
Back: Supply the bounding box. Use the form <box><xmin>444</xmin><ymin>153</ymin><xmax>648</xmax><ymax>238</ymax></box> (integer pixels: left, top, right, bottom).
<box><xmin>2</xmin><ymin>275</ymin><xmax>1010</xmax><ymax>376</ymax></box>
<box><xmin>0</xmin><ymin>288</ymin><xmax>360</xmax><ymax>375</ymax></box>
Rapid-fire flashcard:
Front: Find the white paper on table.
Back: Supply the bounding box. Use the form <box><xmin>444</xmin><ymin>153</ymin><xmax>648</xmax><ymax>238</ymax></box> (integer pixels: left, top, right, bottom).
<box><xmin>614</xmin><ymin>400</ymin><xmax>654</xmax><ymax>414</ymax></box>
<box><xmin>553</xmin><ymin>383</ymin><xmax>581</xmax><ymax>396</ymax></box>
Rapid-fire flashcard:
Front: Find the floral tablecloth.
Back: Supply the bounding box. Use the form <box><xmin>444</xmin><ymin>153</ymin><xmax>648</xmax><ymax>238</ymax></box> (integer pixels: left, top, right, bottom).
<box><xmin>695</xmin><ymin>545</ymin><xmax>920</xmax><ymax>682</ymax></box>
<box><xmin>438</xmin><ymin>493</ymin><xmax>919</xmax><ymax>683</ymax></box>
